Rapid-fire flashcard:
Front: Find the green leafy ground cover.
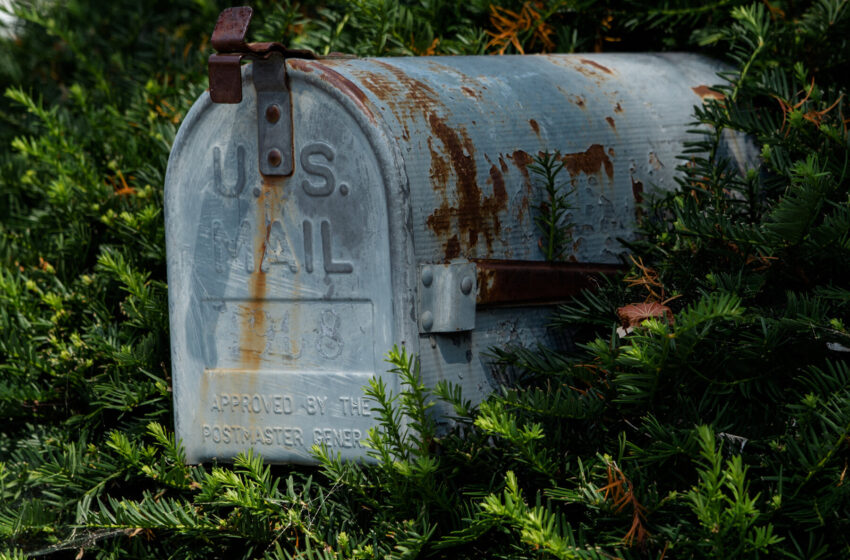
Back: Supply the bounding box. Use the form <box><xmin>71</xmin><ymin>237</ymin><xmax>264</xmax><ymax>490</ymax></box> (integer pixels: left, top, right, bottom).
<box><xmin>0</xmin><ymin>1</ymin><xmax>848</xmax><ymax>558</ymax></box>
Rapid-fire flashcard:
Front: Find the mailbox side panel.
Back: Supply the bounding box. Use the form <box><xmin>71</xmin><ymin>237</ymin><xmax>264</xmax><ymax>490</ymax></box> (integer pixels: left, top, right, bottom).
<box><xmin>165</xmin><ymin>65</ymin><xmax>414</xmax><ymax>464</ymax></box>
<box><xmin>297</xmin><ymin>54</ymin><xmax>755</xmax><ymax>409</ymax></box>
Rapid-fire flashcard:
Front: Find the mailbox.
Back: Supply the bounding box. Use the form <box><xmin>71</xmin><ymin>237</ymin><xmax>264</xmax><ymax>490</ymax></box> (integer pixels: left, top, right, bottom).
<box><xmin>164</xmin><ymin>8</ymin><xmax>754</xmax><ymax>463</ymax></box>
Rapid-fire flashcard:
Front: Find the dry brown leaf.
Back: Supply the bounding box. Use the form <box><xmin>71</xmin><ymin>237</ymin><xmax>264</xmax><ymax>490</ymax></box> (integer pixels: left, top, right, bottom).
<box><xmin>617</xmin><ymin>302</ymin><xmax>674</xmax><ymax>328</ymax></box>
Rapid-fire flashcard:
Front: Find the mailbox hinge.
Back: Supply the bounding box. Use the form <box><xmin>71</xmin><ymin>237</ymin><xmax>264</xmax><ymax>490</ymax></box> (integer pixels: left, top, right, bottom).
<box><xmin>417</xmin><ymin>261</ymin><xmax>477</xmax><ymax>334</ymax></box>
<box><xmin>208</xmin><ymin>6</ymin><xmax>316</xmax><ymax>176</ymax></box>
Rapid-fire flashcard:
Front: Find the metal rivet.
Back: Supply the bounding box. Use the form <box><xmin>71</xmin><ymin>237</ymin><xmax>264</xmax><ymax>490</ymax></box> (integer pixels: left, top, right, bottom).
<box><xmin>460</xmin><ymin>276</ymin><xmax>473</xmax><ymax>295</ymax></box>
<box><xmin>265</xmin><ymin>104</ymin><xmax>281</xmax><ymax>124</ymax></box>
<box><xmin>339</xmin><ymin>183</ymin><xmax>349</xmax><ymax>196</ymax></box>
<box><xmin>421</xmin><ymin>311</ymin><xmax>434</xmax><ymax>331</ymax></box>
<box><xmin>421</xmin><ymin>267</ymin><xmax>433</xmax><ymax>287</ymax></box>
<box><xmin>268</xmin><ymin>149</ymin><xmax>282</xmax><ymax>167</ymax></box>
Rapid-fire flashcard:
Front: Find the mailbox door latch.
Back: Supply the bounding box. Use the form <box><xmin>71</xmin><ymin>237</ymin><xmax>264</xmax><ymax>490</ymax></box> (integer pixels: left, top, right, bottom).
<box><xmin>418</xmin><ymin>262</ymin><xmax>477</xmax><ymax>334</ymax></box>
<box><xmin>208</xmin><ymin>6</ymin><xmax>316</xmax><ymax>176</ymax></box>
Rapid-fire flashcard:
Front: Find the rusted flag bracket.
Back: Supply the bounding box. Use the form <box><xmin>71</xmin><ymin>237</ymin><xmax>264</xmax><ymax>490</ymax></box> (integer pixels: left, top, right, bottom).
<box><xmin>208</xmin><ymin>6</ymin><xmax>315</xmax><ymax>104</ymax></box>
<box><xmin>473</xmin><ymin>259</ymin><xmax>624</xmax><ymax>308</ymax></box>
<box><xmin>208</xmin><ymin>6</ymin><xmax>316</xmax><ymax>176</ymax></box>
<box><xmin>416</xmin><ymin>259</ymin><xmax>624</xmax><ymax>334</ymax></box>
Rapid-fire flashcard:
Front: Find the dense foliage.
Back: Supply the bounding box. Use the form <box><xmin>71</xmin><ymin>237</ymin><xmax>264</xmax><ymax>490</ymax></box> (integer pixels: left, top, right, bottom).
<box><xmin>0</xmin><ymin>0</ymin><xmax>848</xmax><ymax>558</ymax></box>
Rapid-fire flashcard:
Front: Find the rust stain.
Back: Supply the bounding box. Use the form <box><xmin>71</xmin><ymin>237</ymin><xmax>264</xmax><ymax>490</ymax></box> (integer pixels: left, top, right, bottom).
<box><xmin>445</xmin><ymin>235</ymin><xmax>461</xmax><ymax>259</ymax></box>
<box><xmin>529</xmin><ymin>118</ymin><xmax>540</xmax><ymax>136</ymax></box>
<box><xmin>499</xmin><ymin>155</ymin><xmax>509</xmax><ymax>174</ymax></box>
<box><xmin>608</xmin><ymin>147</ymin><xmax>615</xmax><ymax>158</ymax></box>
<box><xmin>614</xmin><ymin>102</ymin><xmax>623</xmax><ymax>113</ymax></box>
<box><xmin>477</xmin><ymin>267</ymin><xmax>496</xmax><ymax>301</ymax></box>
<box><xmin>547</xmin><ymin>55</ymin><xmax>613</xmax><ymax>82</ymax></box>
<box><xmin>358</xmin><ymin>73</ymin><xmax>396</xmax><ymax>103</ymax></box>
<box><xmin>425</xmin><ymin>60</ymin><xmax>456</xmax><ymax>73</ymax></box>
<box><xmin>372</xmin><ymin>60</ymin><xmax>439</xmax><ymax>104</ymax></box>
<box><xmin>240</xmin><ymin>177</ymin><xmax>280</xmax><ymax>370</ymax></box>
<box><xmin>508</xmin><ymin>150</ymin><xmax>534</xmax><ymax>222</ymax></box>
<box><xmin>427</xmin><ymin>112</ymin><xmax>477</xmax><ymax>197</ymax></box>
<box><xmin>489</xmin><ymin>164</ymin><xmax>506</xmax><ymax>199</ymax></box>
<box><xmin>605</xmin><ymin>116</ymin><xmax>616</xmax><ymax>130</ymax></box>
<box><xmin>631</xmin><ymin>176</ymin><xmax>644</xmax><ymax>204</ymax></box>
<box><xmin>290</xmin><ymin>59</ymin><xmax>376</xmax><ymax>124</ymax></box>
<box><xmin>574</xmin><ymin>95</ymin><xmax>586</xmax><ymax>109</ymax></box>
<box><xmin>573</xmin><ymin>65</ymin><xmax>605</xmax><ymax>81</ymax></box>
<box><xmin>352</xmin><ymin>59</ymin><xmax>459</xmax><ymax>189</ymax></box>
<box><xmin>514</xmin><ymin>150</ymin><xmax>533</xmax><ymax>167</ymax></box>
<box><xmin>353</xmin><ymin>59</ymin><xmax>443</xmax><ymax>129</ymax></box>
<box><xmin>631</xmin><ymin>175</ymin><xmax>645</xmax><ymax>223</ymax></box>
<box><xmin>461</xmin><ymin>86</ymin><xmax>481</xmax><ymax>99</ymax></box>
<box><xmin>562</xmin><ymin>144</ymin><xmax>613</xmax><ymax>180</ymax></box>
<box><xmin>292</xmin><ymin>61</ymin><xmax>313</xmax><ymax>72</ymax></box>
<box><xmin>692</xmin><ymin>85</ymin><xmax>724</xmax><ymax>100</ymax></box>
<box><xmin>348</xmin><ymin>60</ymin><xmax>511</xmax><ymax>259</ymax></box>
<box><xmin>426</xmin><ymin>113</ymin><xmax>507</xmax><ymax>258</ymax></box>
<box><xmin>649</xmin><ymin>152</ymin><xmax>664</xmax><ymax>170</ymax></box>
<box><xmin>580</xmin><ymin>58</ymin><xmax>613</xmax><ymax>75</ymax></box>
<box><xmin>425</xmin><ymin>60</ymin><xmax>482</xmax><ymax>84</ymax></box>
<box><xmin>423</xmin><ymin>60</ymin><xmax>487</xmax><ymax>99</ymax></box>
<box><xmin>427</xmin><ymin>137</ymin><xmax>450</xmax><ymax>191</ymax></box>
<box><xmin>571</xmin><ymin>239</ymin><xmax>582</xmax><ymax>257</ymax></box>
<box><xmin>509</xmin><ymin>150</ymin><xmax>533</xmax><ymax>182</ymax></box>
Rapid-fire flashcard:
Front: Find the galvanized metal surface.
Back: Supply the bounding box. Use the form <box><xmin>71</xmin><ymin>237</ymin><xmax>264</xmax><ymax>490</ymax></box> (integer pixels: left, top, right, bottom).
<box><xmin>418</xmin><ymin>261</ymin><xmax>477</xmax><ymax>333</ymax></box>
<box><xmin>166</xmin><ymin>50</ymin><xmax>756</xmax><ymax>463</ymax></box>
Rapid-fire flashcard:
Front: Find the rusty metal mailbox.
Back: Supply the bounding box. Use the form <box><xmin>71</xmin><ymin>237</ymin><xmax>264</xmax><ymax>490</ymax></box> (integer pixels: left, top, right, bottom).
<box><xmin>164</xmin><ymin>7</ymin><xmax>751</xmax><ymax>464</ymax></box>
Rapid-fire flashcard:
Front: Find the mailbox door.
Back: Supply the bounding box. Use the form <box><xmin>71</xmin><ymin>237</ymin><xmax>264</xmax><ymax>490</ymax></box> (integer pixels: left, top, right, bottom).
<box><xmin>165</xmin><ymin>65</ymin><xmax>414</xmax><ymax>464</ymax></box>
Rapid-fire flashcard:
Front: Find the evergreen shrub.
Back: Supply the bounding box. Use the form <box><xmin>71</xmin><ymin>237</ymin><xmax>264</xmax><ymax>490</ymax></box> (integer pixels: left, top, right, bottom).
<box><xmin>0</xmin><ymin>1</ymin><xmax>847</xmax><ymax>558</ymax></box>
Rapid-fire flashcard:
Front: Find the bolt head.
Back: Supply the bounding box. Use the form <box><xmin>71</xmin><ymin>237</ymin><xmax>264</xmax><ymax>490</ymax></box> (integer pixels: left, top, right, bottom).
<box><xmin>421</xmin><ymin>267</ymin><xmax>433</xmax><ymax>287</ymax></box>
<box><xmin>265</xmin><ymin>104</ymin><xmax>281</xmax><ymax>124</ymax></box>
<box><xmin>421</xmin><ymin>310</ymin><xmax>434</xmax><ymax>331</ymax></box>
<box><xmin>460</xmin><ymin>276</ymin><xmax>474</xmax><ymax>295</ymax></box>
<box><xmin>268</xmin><ymin>149</ymin><xmax>282</xmax><ymax>167</ymax></box>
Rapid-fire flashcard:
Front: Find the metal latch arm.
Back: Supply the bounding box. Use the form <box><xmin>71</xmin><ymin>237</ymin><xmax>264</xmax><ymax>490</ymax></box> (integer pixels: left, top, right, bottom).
<box><xmin>208</xmin><ymin>6</ymin><xmax>315</xmax><ymax>104</ymax></box>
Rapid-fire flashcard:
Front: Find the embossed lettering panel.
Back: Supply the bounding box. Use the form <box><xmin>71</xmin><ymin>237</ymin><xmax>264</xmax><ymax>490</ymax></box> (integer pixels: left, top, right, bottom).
<box><xmin>196</xmin><ymin>370</ymin><xmax>377</xmax><ymax>463</ymax></box>
<box><xmin>193</xmin><ymin>141</ymin><xmax>374</xmax><ymax>304</ymax></box>
<box><xmin>165</xmin><ymin>66</ymin><xmax>395</xmax><ymax>463</ymax></box>
<box><xmin>185</xmin><ymin>74</ymin><xmax>393</xmax><ymax>371</ymax></box>
<box><xmin>205</xmin><ymin>300</ymin><xmax>374</xmax><ymax>372</ymax></box>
